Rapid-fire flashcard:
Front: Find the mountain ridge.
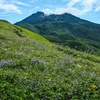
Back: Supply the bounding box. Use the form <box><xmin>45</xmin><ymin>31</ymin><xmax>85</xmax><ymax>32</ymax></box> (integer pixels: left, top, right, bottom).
<box><xmin>15</xmin><ymin>11</ymin><xmax>100</xmax><ymax>53</ymax></box>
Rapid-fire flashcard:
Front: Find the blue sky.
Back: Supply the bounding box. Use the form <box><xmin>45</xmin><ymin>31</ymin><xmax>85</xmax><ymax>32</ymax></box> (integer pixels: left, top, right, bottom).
<box><xmin>0</xmin><ymin>0</ymin><xmax>100</xmax><ymax>24</ymax></box>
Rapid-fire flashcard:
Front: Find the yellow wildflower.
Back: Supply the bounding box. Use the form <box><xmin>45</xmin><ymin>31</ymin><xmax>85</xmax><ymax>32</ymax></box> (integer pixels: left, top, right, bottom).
<box><xmin>70</xmin><ymin>60</ymin><xmax>72</xmax><ymax>63</ymax></box>
<box><xmin>91</xmin><ymin>84</ymin><xmax>98</xmax><ymax>89</ymax></box>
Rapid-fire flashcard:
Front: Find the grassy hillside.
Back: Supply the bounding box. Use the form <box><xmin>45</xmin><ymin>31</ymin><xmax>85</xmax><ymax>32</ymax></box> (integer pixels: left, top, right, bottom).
<box><xmin>0</xmin><ymin>20</ymin><xmax>100</xmax><ymax>99</ymax></box>
<box><xmin>15</xmin><ymin>12</ymin><xmax>100</xmax><ymax>53</ymax></box>
<box><xmin>0</xmin><ymin>20</ymin><xmax>49</xmax><ymax>43</ymax></box>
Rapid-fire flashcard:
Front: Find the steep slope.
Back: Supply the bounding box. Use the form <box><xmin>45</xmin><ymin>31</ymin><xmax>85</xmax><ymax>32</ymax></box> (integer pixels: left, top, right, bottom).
<box><xmin>0</xmin><ymin>20</ymin><xmax>100</xmax><ymax>99</ymax></box>
<box><xmin>15</xmin><ymin>11</ymin><xmax>100</xmax><ymax>52</ymax></box>
<box><xmin>0</xmin><ymin>20</ymin><xmax>49</xmax><ymax>42</ymax></box>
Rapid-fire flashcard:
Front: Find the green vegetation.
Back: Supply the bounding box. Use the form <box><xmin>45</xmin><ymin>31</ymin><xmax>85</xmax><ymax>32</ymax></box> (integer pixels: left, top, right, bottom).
<box><xmin>0</xmin><ymin>20</ymin><xmax>49</xmax><ymax>42</ymax></box>
<box><xmin>0</xmin><ymin>20</ymin><xmax>100</xmax><ymax>99</ymax></box>
<box><xmin>15</xmin><ymin>12</ymin><xmax>100</xmax><ymax>54</ymax></box>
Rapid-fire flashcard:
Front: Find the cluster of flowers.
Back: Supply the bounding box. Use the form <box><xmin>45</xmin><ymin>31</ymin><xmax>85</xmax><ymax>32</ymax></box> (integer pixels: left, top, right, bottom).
<box><xmin>31</xmin><ymin>58</ymin><xmax>45</xmax><ymax>65</ymax></box>
<box><xmin>0</xmin><ymin>59</ymin><xmax>14</xmax><ymax>66</ymax></box>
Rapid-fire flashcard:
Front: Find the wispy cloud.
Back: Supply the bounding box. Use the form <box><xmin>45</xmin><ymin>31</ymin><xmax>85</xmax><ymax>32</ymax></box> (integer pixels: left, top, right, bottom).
<box><xmin>0</xmin><ymin>3</ymin><xmax>22</xmax><ymax>14</ymax></box>
<box><xmin>67</xmin><ymin>0</ymin><xmax>81</xmax><ymax>7</ymax></box>
<box><xmin>95</xmin><ymin>7</ymin><xmax>100</xmax><ymax>12</ymax></box>
<box><xmin>66</xmin><ymin>0</ymin><xmax>98</xmax><ymax>15</ymax></box>
<box><xmin>16</xmin><ymin>1</ymin><xmax>30</xmax><ymax>6</ymax></box>
<box><xmin>0</xmin><ymin>0</ymin><xmax>30</xmax><ymax>16</ymax></box>
<box><xmin>0</xmin><ymin>0</ymin><xmax>22</xmax><ymax>15</ymax></box>
<box><xmin>81</xmin><ymin>0</ymin><xmax>97</xmax><ymax>10</ymax></box>
<box><xmin>42</xmin><ymin>8</ymin><xmax>54</xmax><ymax>14</ymax></box>
<box><xmin>43</xmin><ymin>0</ymin><xmax>100</xmax><ymax>16</ymax></box>
<box><xmin>42</xmin><ymin>7</ymin><xmax>82</xmax><ymax>15</ymax></box>
<box><xmin>94</xmin><ymin>0</ymin><xmax>100</xmax><ymax>12</ymax></box>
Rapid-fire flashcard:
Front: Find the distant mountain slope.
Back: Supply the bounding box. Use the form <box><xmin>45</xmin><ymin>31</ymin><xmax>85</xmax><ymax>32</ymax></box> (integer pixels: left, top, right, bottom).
<box><xmin>0</xmin><ymin>20</ymin><xmax>49</xmax><ymax>43</ymax></box>
<box><xmin>15</xmin><ymin>11</ymin><xmax>100</xmax><ymax>52</ymax></box>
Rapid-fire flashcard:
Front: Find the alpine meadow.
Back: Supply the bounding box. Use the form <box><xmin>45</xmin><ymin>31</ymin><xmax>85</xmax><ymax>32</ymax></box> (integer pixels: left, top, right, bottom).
<box><xmin>0</xmin><ymin>11</ymin><xmax>100</xmax><ymax>100</ymax></box>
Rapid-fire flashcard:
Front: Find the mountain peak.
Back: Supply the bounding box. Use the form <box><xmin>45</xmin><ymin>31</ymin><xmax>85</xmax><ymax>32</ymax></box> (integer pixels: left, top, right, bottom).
<box><xmin>15</xmin><ymin>11</ymin><xmax>100</xmax><ymax>52</ymax></box>
<box><xmin>36</xmin><ymin>11</ymin><xmax>44</xmax><ymax>15</ymax></box>
<box><xmin>30</xmin><ymin>11</ymin><xmax>45</xmax><ymax>19</ymax></box>
<box><xmin>31</xmin><ymin>11</ymin><xmax>45</xmax><ymax>17</ymax></box>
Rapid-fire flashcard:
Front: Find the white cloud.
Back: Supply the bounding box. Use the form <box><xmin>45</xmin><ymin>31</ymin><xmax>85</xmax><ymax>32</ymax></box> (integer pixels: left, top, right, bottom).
<box><xmin>42</xmin><ymin>8</ymin><xmax>54</xmax><ymax>14</ymax></box>
<box><xmin>0</xmin><ymin>0</ymin><xmax>22</xmax><ymax>15</ymax></box>
<box><xmin>81</xmin><ymin>0</ymin><xmax>97</xmax><ymax>10</ymax></box>
<box><xmin>67</xmin><ymin>0</ymin><xmax>81</xmax><ymax>7</ymax></box>
<box><xmin>42</xmin><ymin>0</ymin><xmax>100</xmax><ymax>16</ymax></box>
<box><xmin>42</xmin><ymin>7</ymin><xmax>82</xmax><ymax>16</ymax></box>
<box><xmin>64</xmin><ymin>7</ymin><xmax>83</xmax><ymax>15</ymax></box>
<box><xmin>95</xmin><ymin>7</ymin><xmax>100</xmax><ymax>12</ymax></box>
<box><xmin>0</xmin><ymin>3</ymin><xmax>22</xmax><ymax>14</ymax></box>
<box><xmin>49</xmin><ymin>0</ymin><xmax>99</xmax><ymax>15</ymax></box>
<box><xmin>16</xmin><ymin>1</ymin><xmax>30</xmax><ymax>6</ymax></box>
<box><xmin>67</xmin><ymin>0</ymin><xmax>97</xmax><ymax>13</ymax></box>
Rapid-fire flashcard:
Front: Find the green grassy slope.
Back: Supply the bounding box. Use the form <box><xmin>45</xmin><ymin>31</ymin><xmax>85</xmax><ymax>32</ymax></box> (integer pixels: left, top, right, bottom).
<box><xmin>0</xmin><ymin>20</ymin><xmax>49</xmax><ymax>43</ymax></box>
<box><xmin>15</xmin><ymin>12</ymin><xmax>100</xmax><ymax>53</ymax></box>
<box><xmin>0</xmin><ymin>20</ymin><xmax>100</xmax><ymax>99</ymax></box>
